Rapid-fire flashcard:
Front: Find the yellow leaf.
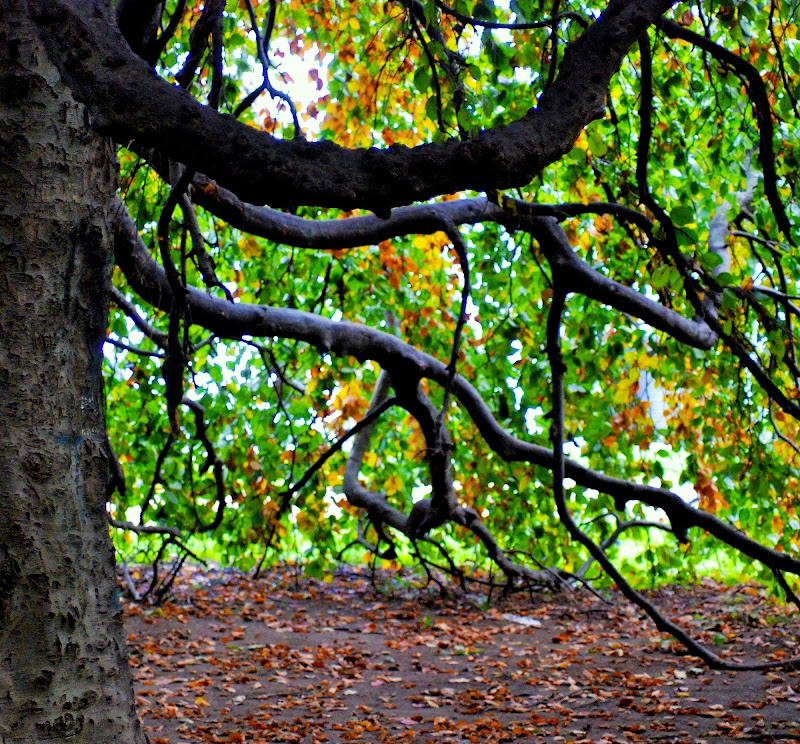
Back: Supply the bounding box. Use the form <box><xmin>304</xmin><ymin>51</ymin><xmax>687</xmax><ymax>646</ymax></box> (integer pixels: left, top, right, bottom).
<box><xmin>296</xmin><ymin>510</ymin><xmax>315</xmax><ymax>532</ymax></box>
<box><xmin>238</xmin><ymin>236</ymin><xmax>261</xmax><ymax>258</ymax></box>
<box><xmin>593</xmin><ymin>214</ymin><xmax>613</xmax><ymax>234</ymax></box>
<box><xmin>385</xmin><ymin>474</ymin><xmax>403</xmax><ymax>496</ymax></box>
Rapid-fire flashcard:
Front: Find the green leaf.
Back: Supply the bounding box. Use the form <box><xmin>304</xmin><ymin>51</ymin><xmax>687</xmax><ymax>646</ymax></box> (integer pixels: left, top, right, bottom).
<box><xmin>670</xmin><ymin>205</ymin><xmax>695</xmax><ymax>226</ymax></box>
<box><xmin>699</xmin><ymin>251</ymin><xmax>724</xmax><ymax>270</ymax></box>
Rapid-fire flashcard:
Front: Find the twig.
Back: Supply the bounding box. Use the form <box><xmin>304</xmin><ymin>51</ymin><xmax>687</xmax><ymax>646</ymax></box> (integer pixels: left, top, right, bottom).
<box><xmin>434</xmin><ymin>0</ymin><xmax>587</xmax><ymax>30</ymax></box>
<box><xmin>108</xmin><ymin>516</ymin><xmax>182</xmax><ymax>538</ymax></box>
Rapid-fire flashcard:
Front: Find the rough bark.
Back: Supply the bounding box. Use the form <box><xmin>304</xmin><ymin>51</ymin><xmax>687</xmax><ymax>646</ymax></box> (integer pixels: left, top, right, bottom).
<box><xmin>0</xmin><ymin>10</ymin><xmax>145</xmax><ymax>744</ymax></box>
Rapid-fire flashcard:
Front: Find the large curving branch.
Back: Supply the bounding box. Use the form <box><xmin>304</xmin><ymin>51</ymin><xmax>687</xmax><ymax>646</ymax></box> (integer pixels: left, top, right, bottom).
<box><xmin>112</xmin><ymin>205</ymin><xmax>800</xmax><ymax>578</ymax></box>
<box><xmin>186</xmin><ymin>179</ymin><xmax>717</xmax><ymax>349</ymax></box>
<box><xmin>33</xmin><ymin>0</ymin><xmax>674</xmax><ymax>213</ymax></box>
<box><xmin>517</xmin><ymin>211</ymin><xmax>717</xmax><ymax>349</ymax></box>
<box><xmin>190</xmin><ymin>177</ymin><xmax>501</xmax><ymax>249</ymax></box>
<box><xmin>342</xmin><ymin>369</ymin><xmax>560</xmax><ymax>586</ymax></box>
<box><xmin>341</xmin><ymin>369</ymin><xmax>406</xmax><ymax>555</ymax></box>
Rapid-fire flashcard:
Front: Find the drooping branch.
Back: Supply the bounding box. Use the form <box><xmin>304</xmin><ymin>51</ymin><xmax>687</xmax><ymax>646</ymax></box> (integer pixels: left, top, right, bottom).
<box><xmin>181</xmin><ymin>397</ymin><xmax>227</xmax><ymax>534</ymax></box>
<box><xmin>158</xmin><ymin>170</ymin><xmax>192</xmax><ymax>434</ymax></box>
<box><xmin>657</xmin><ymin>18</ymin><xmax>794</xmax><ymax>244</ymax></box>
<box><xmin>342</xmin><ymin>370</ymin><xmax>409</xmax><ymax>542</ymax></box>
<box><xmin>34</xmin><ymin>0</ymin><xmax>674</xmax><ymax>213</ymax></box>
<box><xmin>546</xmin><ymin>284</ymin><xmax>800</xmax><ymax>670</ymax></box>
<box><xmin>440</xmin><ymin>224</ymin><xmax>471</xmax><ymax>407</ymax></box>
<box><xmin>112</xmin><ymin>204</ymin><xmax>800</xmax><ymax>579</ymax></box>
<box><xmin>512</xmin><ymin>209</ymin><xmax>717</xmax><ymax>350</ymax></box>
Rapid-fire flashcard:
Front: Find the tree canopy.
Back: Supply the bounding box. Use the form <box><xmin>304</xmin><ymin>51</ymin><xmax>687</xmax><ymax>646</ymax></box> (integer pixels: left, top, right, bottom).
<box><xmin>29</xmin><ymin>0</ymin><xmax>800</xmax><ymax>669</ymax></box>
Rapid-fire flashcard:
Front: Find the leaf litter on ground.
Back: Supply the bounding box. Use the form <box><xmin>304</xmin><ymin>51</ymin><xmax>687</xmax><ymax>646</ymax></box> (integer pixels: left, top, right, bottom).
<box><xmin>123</xmin><ymin>565</ymin><xmax>800</xmax><ymax>743</ymax></box>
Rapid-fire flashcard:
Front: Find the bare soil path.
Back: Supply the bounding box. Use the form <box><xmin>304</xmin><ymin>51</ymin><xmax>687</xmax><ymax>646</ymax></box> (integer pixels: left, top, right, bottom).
<box><xmin>124</xmin><ymin>567</ymin><xmax>800</xmax><ymax>743</ymax></box>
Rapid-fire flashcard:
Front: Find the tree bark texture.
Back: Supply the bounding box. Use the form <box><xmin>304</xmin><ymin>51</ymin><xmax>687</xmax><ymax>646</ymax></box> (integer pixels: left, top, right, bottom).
<box><xmin>0</xmin><ymin>10</ymin><xmax>145</xmax><ymax>744</ymax></box>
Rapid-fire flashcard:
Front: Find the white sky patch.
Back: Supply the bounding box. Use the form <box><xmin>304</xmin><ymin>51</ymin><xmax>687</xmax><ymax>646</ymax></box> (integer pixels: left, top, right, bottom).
<box><xmin>239</xmin><ymin>37</ymin><xmax>332</xmax><ymax>135</ymax></box>
<box><xmin>465</xmin><ymin>295</ymin><xmax>483</xmax><ymax>339</ymax></box>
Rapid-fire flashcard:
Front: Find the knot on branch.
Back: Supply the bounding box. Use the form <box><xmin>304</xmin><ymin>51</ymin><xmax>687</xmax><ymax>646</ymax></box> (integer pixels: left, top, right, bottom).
<box><xmin>406</xmin><ymin>497</ymin><xmax>449</xmax><ymax>540</ymax></box>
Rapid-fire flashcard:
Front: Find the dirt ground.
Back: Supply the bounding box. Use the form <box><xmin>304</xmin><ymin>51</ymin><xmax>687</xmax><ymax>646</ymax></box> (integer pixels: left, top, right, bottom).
<box><xmin>124</xmin><ymin>566</ymin><xmax>800</xmax><ymax>743</ymax></box>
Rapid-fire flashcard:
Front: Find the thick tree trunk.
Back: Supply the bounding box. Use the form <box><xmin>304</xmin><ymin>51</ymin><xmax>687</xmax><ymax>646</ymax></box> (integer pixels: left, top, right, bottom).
<box><xmin>0</xmin><ymin>11</ymin><xmax>145</xmax><ymax>744</ymax></box>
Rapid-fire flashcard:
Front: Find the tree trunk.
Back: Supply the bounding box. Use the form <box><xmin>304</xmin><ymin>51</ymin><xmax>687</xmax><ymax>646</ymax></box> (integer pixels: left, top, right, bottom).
<box><xmin>0</xmin><ymin>10</ymin><xmax>145</xmax><ymax>744</ymax></box>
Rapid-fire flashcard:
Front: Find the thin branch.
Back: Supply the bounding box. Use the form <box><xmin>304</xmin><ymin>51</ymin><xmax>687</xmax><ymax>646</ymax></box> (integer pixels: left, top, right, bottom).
<box><xmin>768</xmin><ymin>399</ymin><xmax>800</xmax><ymax>458</ymax></box>
<box><xmin>434</xmin><ymin>0</ymin><xmax>588</xmax><ymax>30</ymax></box>
<box><xmin>575</xmin><ymin>515</ymin><xmax>674</xmax><ymax>578</ymax></box>
<box><xmin>105</xmin><ymin>337</ymin><xmax>165</xmax><ymax>358</ymax></box>
<box><xmin>772</xmin><ymin>568</ymin><xmax>800</xmax><ymax>611</ymax></box>
<box><xmin>108</xmin><ymin>515</ymin><xmax>182</xmax><ymax>538</ymax></box>
<box><xmin>182</xmin><ymin>397</ymin><xmax>227</xmax><ymax>533</ymax></box>
<box><xmin>255</xmin><ymin>394</ymin><xmax>400</xmax><ymax>577</ymax></box>
<box><xmin>139</xmin><ymin>432</ymin><xmax>175</xmax><ymax>523</ymax></box>
<box><xmin>657</xmin><ymin>18</ymin><xmax>794</xmax><ymax>244</ymax></box>
<box><xmin>158</xmin><ymin>170</ymin><xmax>194</xmax><ymax>433</ymax></box>
<box><xmin>239</xmin><ymin>0</ymin><xmax>301</xmax><ymax>136</ymax></box>
<box><xmin>179</xmin><ymin>193</ymin><xmax>232</xmax><ymax>300</ymax></box>
<box><xmin>287</xmin><ymin>396</ymin><xmax>398</xmax><ymax>499</ymax></box>
<box><xmin>439</xmin><ymin>223</ymin><xmax>471</xmax><ymax>419</ymax></box>
<box><xmin>245</xmin><ymin>339</ymin><xmax>307</xmax><ymax>394</ymax></box>
<box><xmin>110</xmin><ymin>285</ymin><xmax>168</xmax><ymax>348</ymax></box>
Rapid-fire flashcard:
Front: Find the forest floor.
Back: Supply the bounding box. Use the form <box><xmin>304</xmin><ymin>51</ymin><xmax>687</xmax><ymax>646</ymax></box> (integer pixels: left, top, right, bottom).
<box><xmin>124</xmin><ymin>565</ymin><xmax>800</xmax><ymax>744</ymax></box>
